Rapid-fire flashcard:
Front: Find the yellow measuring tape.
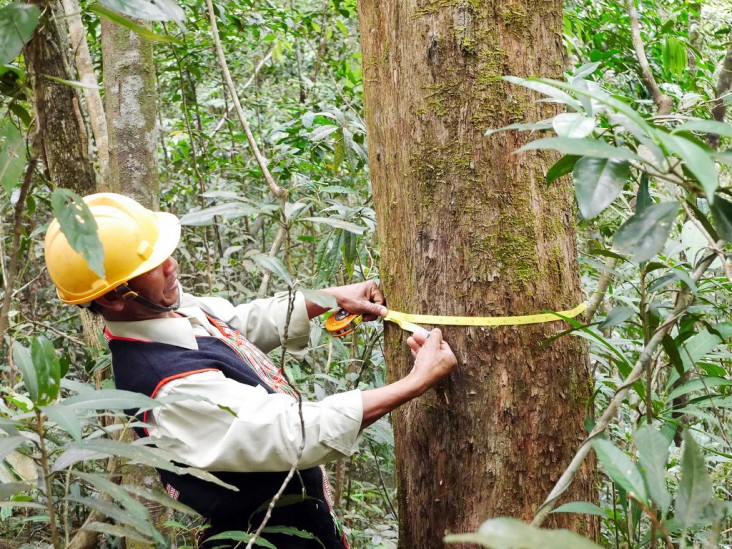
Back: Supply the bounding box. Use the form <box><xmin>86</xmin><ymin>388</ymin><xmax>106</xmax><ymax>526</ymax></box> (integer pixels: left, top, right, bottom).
<box><xmin>384</xmin><ymin>302</ymin><xmax>587</xmax><ymax>336</ymax></box>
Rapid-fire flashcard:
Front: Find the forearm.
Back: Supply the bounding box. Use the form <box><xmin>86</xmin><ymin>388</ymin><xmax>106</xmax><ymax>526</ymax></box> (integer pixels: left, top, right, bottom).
<box><xmin>360</xmin><ymin>376</ymin><xmax>426</xmax><ymax>429</ymax></box>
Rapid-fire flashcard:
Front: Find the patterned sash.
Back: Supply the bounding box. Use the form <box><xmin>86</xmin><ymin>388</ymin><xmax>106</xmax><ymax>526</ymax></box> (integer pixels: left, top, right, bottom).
<box><xmin>204</xmin><ymin>314</ymin><xmax>298</xmax><ymax>398</ymax></box>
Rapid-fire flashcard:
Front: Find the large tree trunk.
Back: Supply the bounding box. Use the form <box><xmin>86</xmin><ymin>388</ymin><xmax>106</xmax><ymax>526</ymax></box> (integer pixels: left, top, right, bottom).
<box><xmin>25</xmin><ymin>0</ymin><xmax>96</xmax><ymax>195</ymax></box>
<box><xmin>357</xmin><ymin>1</ymin><xmax>597</xmax><ymax>546</ymax></box>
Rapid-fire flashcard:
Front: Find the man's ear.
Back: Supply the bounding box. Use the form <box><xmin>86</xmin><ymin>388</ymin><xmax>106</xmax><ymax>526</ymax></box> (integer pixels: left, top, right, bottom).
<box><xmin>94</xmin><ymin>291</ymin><xmax>126</xmax><ymax>312</ymax></box>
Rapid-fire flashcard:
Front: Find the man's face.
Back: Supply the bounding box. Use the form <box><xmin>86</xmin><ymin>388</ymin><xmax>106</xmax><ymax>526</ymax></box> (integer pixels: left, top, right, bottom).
<box><xmin>121</xmin><ymin>256</ymin><xmax>180</xmax><ymax>320</ymax></box>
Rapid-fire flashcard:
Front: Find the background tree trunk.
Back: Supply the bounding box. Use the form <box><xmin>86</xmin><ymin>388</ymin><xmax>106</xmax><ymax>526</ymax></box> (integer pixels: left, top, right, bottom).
<box><xmin>25</xmin><ymin>0</ymin><xmax>96</xmax><ymax>195</ymax></box>
<box><xmin>357</xmin><ymin>1</ymin><xmax>597</xmax><ymax>546</ymax></box>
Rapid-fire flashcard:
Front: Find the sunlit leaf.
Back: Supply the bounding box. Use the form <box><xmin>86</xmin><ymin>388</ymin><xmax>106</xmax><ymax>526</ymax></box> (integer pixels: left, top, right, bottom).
<box><xmin>592</xmin><ymin>439</ymin><xmax>648</xmax><ymax>504</ymax></box>
<box><xmin>551</xmin><ymin>501</ymin><xmax>609</xmax><ymax>517</ymax></box>
<box><xmin>484</xmin><ymin>119</ymin><xmax>554</xmax><ymax>137</ymax></box>
<box><xmin>179</xmin><ymin>202</ymin><xmax>260</xmax><ymax>226</ymax></box>
<box><xmin>99</xmin><ymin>0</ymin><xmax>184</xmax><ymax>23</ymax></box>
<box><xmin>0</xmin><ymin>3</ymin><xmax>40</xmax><ymax>65</ymax></box>
<box><xmin>41</xmin><ymin>403</ymin><xmax>83</xmax><ymax>442</ymax></box>
<box><xmin>302</xmin><ymin>216</ymin><xmax>365</xmax><ymax>235</ymax></box>
<box><xmin>613</xmin><ymin>202</ymin><xmax>679</xmax><ymax>263</ymax></box>
<box><xmin>674</xmin><ymin>119</ymin><xmax>732</xmax><ymax>138</ymax></box>
<box><xmin>635</xmin><ymin>425</ymin><xmax>671</xmax><ymax>514</ymax></box>
<box><xmin>503</xmin><ymin>76</ymin><xmax>583</xmax><ymax>111</ymax></box>
<box><xmin>51</xmin><ymin>188</ymin><xmax>105</xmax><ymax>278</ymax></box>
<box><xmin>574</xmin><ymin>157</ymin><xmax>629</xmax><ymax>219</ymax></box>
<box><xmin>444</xmin><ymin>517</ymin><xmax>603</xmax><ymax>548</ymax></box>
<box><xmin>552</xmin><ymin>113</ymin><xmax>596</xmax><ymax>138</ymax></box>
<box><xmin>518</xmin><ymin>137</ymin><xmax>641</xmax><ymax>162</ymax></box>
<box><xmin>89</xmin><ymin>4</ymin><xmax>180</xmax><ymax>43</ymax></box>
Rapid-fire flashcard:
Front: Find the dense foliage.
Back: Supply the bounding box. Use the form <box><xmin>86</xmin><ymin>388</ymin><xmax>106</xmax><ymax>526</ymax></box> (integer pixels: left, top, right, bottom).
<box><xmin>0</xmin><ymin>0</ymin><xmax>731</xmax><ymax>547</ymax></box>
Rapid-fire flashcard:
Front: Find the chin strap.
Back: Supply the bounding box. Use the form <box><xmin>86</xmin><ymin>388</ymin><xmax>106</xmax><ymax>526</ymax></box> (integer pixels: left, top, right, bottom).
<box><xmin>114</xmin><ymin>284</ymin><xmax>179</xmax><ymax>313</ymax></box>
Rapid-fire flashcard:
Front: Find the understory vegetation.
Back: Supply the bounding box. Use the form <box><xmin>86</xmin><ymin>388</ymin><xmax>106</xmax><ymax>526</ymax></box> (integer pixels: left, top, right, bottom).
<box><xmin>1</xmin><ymin>0</ymin><xmax>732</xmax><ymax>547</ymax></box>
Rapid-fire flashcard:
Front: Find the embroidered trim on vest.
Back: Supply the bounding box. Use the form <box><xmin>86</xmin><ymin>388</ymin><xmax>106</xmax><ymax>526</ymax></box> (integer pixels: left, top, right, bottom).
<box><xmin>204</xmin><ymin>314</ymin><xmax>298</xmax><ymax>398</ymax></box>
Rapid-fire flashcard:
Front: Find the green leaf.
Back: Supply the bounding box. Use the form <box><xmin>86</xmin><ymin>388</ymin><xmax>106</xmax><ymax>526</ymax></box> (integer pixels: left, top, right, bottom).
<box><xmin>661</xmin><ymin>334</ymin><xmax>684</xmax><ymax>377</ymax></box>
<box><xmin>80</xmin><ymin>522</ymin><xmax>149</xmax><ymax>543</ymax></box>
<box><xmin>252</xmin><ymin>253</ymin><xmax>293</xmax><ymax>288</ymax></box>
<box><xmin>668</xmin><ymin>377</ymin><xmax>732</xmax><ymax>401</ymax></box>
<box><xmin>0</xmin><ymin>3</ymin><xmax>40</xmax><ymax>65</ymax></box>
<box><xmin>573</xmin><ymin>157</ymin><xmax>630</xmax><ymax>219</ymax></box>
<box><xmin>179</xmin><ymin>202</ymin><xmax>260</xmax><ymax>226</ymax></box>
<box><xmin>675</xmin><ymin>430</ymin><xmax>715</xmax><ymax>531</ymax></box>
<box><xmin>710</xmin><ymin>194</ymin><xmax>732</xmax><ymax>243</ymax></box>
<box><xmin>51</xmin><ymin>188</ymin><xmax>106</xmax><ymax>278</ymax></box>
<box><xmin>0</xmin><ymin>436</ymin><xmax>26</xmax><ymax>461</ymax></box>
<box><xmin>40</xmin><ymin>403</ymin><xmax>83</xmax><ymax>442</ymax></box>
<box><xmin>302</xmin><ymin>216</ymin><xmax>365</xmax><ymax>235</ymax></box>
<box><xmin>592</xmin><ymin>439</ymin><xmax>648</xmax><ymax>504</ymax></box>
<box><xmin>98</xmin><ymin>0</ymin><xmax>185</xmax><ymax>23</ymax></box>
<box><xmin>636</xmin><ymin>174</ymin><xmax>651</xmax><ymax>214</ymax></box>
<box><xmin>207</xmin><ymin>531</ymin><xmax>276</xmax><ymax>548</ymax></box>
<box><xmin>0</xmin><ymin>119</ymin><xmax>24</xmax><ymax>195</ymax></box>
<box><xmin>484</xmin><ymin>120</ymin><xmax>554</xmax><ymax>137</ymax></box>
<box><xmin>674</xmin><ymin>119</ymin><xmax>732</xmax><ymax>138</ymax></box>
<box><xmin>299</xmin><ymin>289</ymin><xmax>337</xmax><ymax>310</ymax></box>
<box><xmin>658</xmin><ymin>133</ymin><xmax>719</xmax><ymax>202</ymax></box>
<box><xmin>89</xmin><ymin>4</ymin><xmax>180</xmax><ymax>43</ymax></box>
<box><xmin>598</xmin><ymin>306</ymin><xmax>635</xmax><ymax>329</ymax></box>
<box><xmin>11</xmin><ymin>342</ymin><xmax>38</xmax><ymax>404</ymax></box>
<box><xmin>444</xmin><ymin>517</ymin><xmax>603</xmax><ymax>548</ymax></box>
<box><xmin>635</xmin><ymin>425</ymin><xmax>671</xmax><ymax>514</ymax></box>
<box><xmin>545</xmin><ymin>155</ymin><xmax>580</xmax><ymax>185</ymax></box>
<box><xmin>517</xmin><ymin>137</ymin><xmax>641</xmax><ymax>162</ymax></box>
<box><xmin>29</xmin><ymin>336</ymin><xmax>61</xmax><ymax>405</ymax></box>
<box><xmin>503</xmin><ymin>76</ymin><xmax>583</xmax><ymax>111</ymax></box>
<box><xmin>551</xmin><ymin>501</ymin><xmax>609</xmax><ymax>517</ymax></box>
<box><xmin>552</xmin><ymin>113</ymin><xmax>596</xmax><ymax>138</ymax></box>
<box><xmin>613</xmin><ymin>202</ymin><xmax>679</xmax><ymax>263</ymax></box>
<box><xmin>61</xmin><ymin>388</ymin><xmax>159</xmax><ymax>411</ymax></box>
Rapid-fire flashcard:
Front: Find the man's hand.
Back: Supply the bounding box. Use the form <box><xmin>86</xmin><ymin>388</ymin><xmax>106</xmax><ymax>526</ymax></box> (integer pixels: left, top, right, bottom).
<box><xmin>405</xmin><ymin>328</ymin><xmax>458</xmax><ymax>395</ymax></box>
<box><xmin>306</xmin><ymin>280</ymin><xmax>387</xmax><ymax>320</ymax></box>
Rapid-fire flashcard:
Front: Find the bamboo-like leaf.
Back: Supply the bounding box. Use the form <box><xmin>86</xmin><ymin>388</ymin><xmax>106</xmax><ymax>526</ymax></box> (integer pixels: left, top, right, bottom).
<box><xmin>668</xmin><ymin>377</ymin><xmax>732</xmax><ymax>401</ymax></box>
<box><xmin>592</xmin><ymin>439</ymin><xmax>648</xmax><ymax>504</ymax></box>
<box><xmin>598</xmin><ymin>306</ymin><xmax>635</xmax><ymax>329</ymax></box>
<box><xmin>179</xmin><ymin>202</ymin><xmax>260</xmax><ymax>226</ymax></box>
<box><xmin>673</xmin><ymin>119</ymin><xmax>732</xmax><ymax>138</ymax></box>
<box><xmin>62</xmin><ymin>388</ymin><xmax>159</xmax><ymax>411</ymax></box>
<box><xmin>89</xmin><ymin>4</ymin><xmax>180</xmax><ymax>43</ymax></box>
<box><xmin>518</xmin><ymin>137</ymin><xmax>641</xmax><ymax>162</ymax></box>
<box><xmin>0</xmin><ymin>119</ymin><xmax>24</xmax><ymax>195</ymax></box>
<box><xmin>574</xmin><ymin>157</ymin><xmax>630</xmax><ymax>219</ymax></box>
<box><xmin>81</xmin><ymin>522</ymin><xmax>149</xmax><ymax>543</ymax></box>
<box><xmin>99</xmin><ymin>0</ymin><xmax>184</xmax><ymax>23</ymax></box>
<box><xmin>613</xmin><ymin>202</ymin><xmax>679</xmax><ymax>263</ymax></box>
<box><xmin>635</xmin><ymin>425</ymin><xmax>672</xmax><ymax>514</ymax></box>
<box><xmin>551</xmin><ymin>501</ymin><xmax>609</xmax><ymax>517</ymax></box>
<box><xmin>0</xmin><ymin>3</ymin><xmax>40</xmax><ymax>64</ymax></box>
<box><xmin>675</xmin><ymin>430</ymin><xmax>715</xmax><ymax>531</ymax></box>
<box><xmin>252</xmin><ymin>253</ymin><xmax>293</xmax><ymax>288</ymax></box>
<box><xmin>40</xmin><ymin>403</ymin><xmax>82</xmax><ymax>441</ymax></box>
<box><xmin>207</xmin><ymin>531</ymin><xmax>276</xmax><ymax>548</ymax></box>
<box><xmin>503</xmin><ymin>76</ymin><xmax>583</xmax><ymax>111</ymax></box>
<box><xmin>0</xmin><ymin>436</ymin><xmax>27</xmax><ymax>461</ymax></box>
<box><xmin>484</xmin><ymin>119</ymin><xmax>554</xmax><ymax>137</ymax></box>
<box><xmin>444</xmin><ymin>517</ymin><xmax>603</xmax><ymax>548</ymax></box>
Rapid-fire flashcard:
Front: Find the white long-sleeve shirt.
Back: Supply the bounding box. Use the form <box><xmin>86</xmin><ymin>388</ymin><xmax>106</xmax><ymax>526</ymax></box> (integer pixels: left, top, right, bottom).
<box><xmin>105</xmin><ymin>291</ymin><xmax>363</xmax><ymax>472</ymax></box>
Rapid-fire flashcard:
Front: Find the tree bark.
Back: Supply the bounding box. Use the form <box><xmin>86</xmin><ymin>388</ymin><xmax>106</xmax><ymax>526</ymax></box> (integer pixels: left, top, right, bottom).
<box><xmin>24</xmin><ymin>0</ymin><xmax>96</xmax><ymax>195</ymax></box>
<box><xmin>101</xmin><ymin>19</ymin><xmax>159</xmax><ymax>203</ymax></box>
<box><xmin>357</xmin><ymin>1</ymin><xmax>597</xmax><ymax>546</ymax></box>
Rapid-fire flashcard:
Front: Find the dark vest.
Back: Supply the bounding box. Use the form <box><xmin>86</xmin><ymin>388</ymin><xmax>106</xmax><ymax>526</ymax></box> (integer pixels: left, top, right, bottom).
<box><xmin>109</xmin><ymin>329</ymin><xmax>347</xmax><ymax>549</ymax></box>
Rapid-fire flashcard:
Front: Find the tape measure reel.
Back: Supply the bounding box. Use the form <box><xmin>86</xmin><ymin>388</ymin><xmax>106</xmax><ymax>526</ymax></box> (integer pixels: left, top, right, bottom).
<box><xmin>325</xmin><ymin>308</ymin><xmax>363</xmax><ymax>337</ymax></box>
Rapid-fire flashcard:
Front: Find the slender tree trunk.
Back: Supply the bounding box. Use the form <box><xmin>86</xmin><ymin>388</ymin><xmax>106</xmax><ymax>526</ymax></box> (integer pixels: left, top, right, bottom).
<box><xmin>101</xmin><ymin>19</ymin><xmax>159</xmax><ymax>204</ymax></box>
<box><xmin>25</xmin><ymin>0</ymin><xmax>96</xmax><ymax>195</ymax></box>
<box><xmin>357</xmin><ymin>1</ymin><xmax>597</xmax><ymax>546</ymax></box>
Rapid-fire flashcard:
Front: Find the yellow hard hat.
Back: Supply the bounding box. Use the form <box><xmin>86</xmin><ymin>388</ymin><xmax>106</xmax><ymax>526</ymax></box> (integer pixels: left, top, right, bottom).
<box><xmin>44</xmin><ymin>193</ymin><xmax>181</xmax><ymax>305</ymax></box>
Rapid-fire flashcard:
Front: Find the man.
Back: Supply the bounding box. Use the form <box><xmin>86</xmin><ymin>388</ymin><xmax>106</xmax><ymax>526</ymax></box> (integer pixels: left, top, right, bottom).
<box><xmin>44</xmin><ymin>193</ymin><xmax>457</xmax><ymax>548</ymax></box>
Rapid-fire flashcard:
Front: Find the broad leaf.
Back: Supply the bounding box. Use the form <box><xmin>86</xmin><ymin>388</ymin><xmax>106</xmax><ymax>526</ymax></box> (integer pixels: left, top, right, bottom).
<box><xmin>179</xmin><ymin>202</ymin><xmax>260</xmax><ymax>226</ymax></box>
<box><xmin>484</xmin><ymin>119</ymin><xmax>554</xmax><ymax>137</ymax></box>
<box><xmin>0</xmin><ymin>436</ymin><xmax>26</xmax><ymax>461</ymax></box>
<box><xmin>51</xmin><ymin>188</ymin><xmax>105</xmax><ymax>278</ymax></box>
<box><xmin>658</xmin><ymin>133</ymin><xmax>719</xmax><ymax>203</ymax></box>
<box><xmin>592</xmin><ymin>439</ymin><xmax>648</xmax><ymax>504</ymax></box>
<box><xmin>674</xmin><ymin>119</ymin><xmax>732</xmax><ymax>138</ymax></box>
<box><xmin>29</xmin><ymin>336</ymin><xmax>62</xmax><ymax>406</ymax></box>
<box><xmin>444</xmin><ymin>517</ymin><xmax>603</xmax><ymax>548</ymax></box>
<box><xmin>252</xmin><ymin>253</ymin><xmax>293</xmax><ymax>288</ymax></box>
<box><xmin>302</xmin><ymin>216</ymin><xmax>365</xmax><ymax>235</ymax></box>
<box><xmin>635</xmin><ymin>425</ymin><xmax>671</xmax><ymax>514</ymax></box>
<box><xmin>668</xmin><ymin>377</ymin><xmax>732</xmax><ymax>401</ymax></box>
<box><xmin>89</xmin><ymin>4</ymin><xmax>180</xmax><ymax>43</ymax></box>
<box><xmin>551</xmin><ymin>501</ymin><xmax>609</xmax><ymax>517</ymax></box>
<box><xmin>0</xmin><ymin>119</ymin><xmax>24</xmax><ymax>195</ymax></box>
<box><xmin>613</xmin><ymin>202</ymin><xmax>679</xmax><ymax>263</ymax></box>
<box><xmin>41</xmin><ymin>403</ymin><xmax>83</xmax><ymax>442</ymax></box>
<box><xmin>552</xmin><ymin>113</ymin><xmax>596</xmax><ymax>138</ymax></box>
<box><xmin>545</xmin><ymin>155</ymin><xmax>579</xmax><ymax>185</ymax></box>
<box><xmin>11</xmin><ymin>342</ymin><xmax>38</xmax><ymax>405</ymax></box>
<box><xmin>518</xmin><ymin>137</ymin><xmax>641</xmax><ymax>162</ymax></box>
<box><xmin>675</xmin><ymin>430</ymin><xmax>715</xmax><ymax>531</ymax></box>
<box><xmin>99</xmin><ymin>0</ymin><xmax>184</xmax><ymax>23</ymax></box>
<box><xmin>710</xmin><ymin>194</ymin><xmax>732</xmax><ymax>243</ymax></box>
<box><xmin>574</xmin><ymin>157</ymin><xmax>629</xmax><ymax>219</ymax></box>
<box><xmin>598</xmin><ymin>306</ymin><xmax>635</xmax><ymax>329</ymax></box>
<box><xmin>62</xmin><ymin>388</ymin><xmax>159</xmax><ymax>411</ymax></box>
<box><xmin>0</xmin><ymin>3</ymin><xmax>40</xmax><ymax>65</ymax></box>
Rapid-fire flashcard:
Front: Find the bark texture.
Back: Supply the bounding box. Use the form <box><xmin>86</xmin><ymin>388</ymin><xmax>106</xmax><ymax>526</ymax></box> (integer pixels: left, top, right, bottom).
<box><xmin>357</xmin><ymin>1</ymin><xmax>596</xmax><ymax>546</ymax></box>
<box><xmin>24</xmin><ymin>0</ymin><xmax>96</xmax><ymax>195</ymax></box>
<box><xmin>101</xmin><ymin>19</ymin><xmax>159</xmax><ymax>204</ymax></box>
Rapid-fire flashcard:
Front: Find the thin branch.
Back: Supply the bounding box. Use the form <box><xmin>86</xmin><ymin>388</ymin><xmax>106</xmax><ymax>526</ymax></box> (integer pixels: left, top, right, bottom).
<box><xmin>204</xmin><ymin>0</ymin><xmax>286</xmax><ymax>200</ymax></box>
<box><xmin>532</xmin><ymin>248</ymin><xmax>719</xmax><ymax>526</ymax></box>
<box><xmin>584</xmin><ymin>257</ymin><xmax>619</xmax><ymax>322</ymax></box>
<box><xmin>627</xmin><ymin>0</ymin><xmax>673</xmax><ymax>116</ymax></box>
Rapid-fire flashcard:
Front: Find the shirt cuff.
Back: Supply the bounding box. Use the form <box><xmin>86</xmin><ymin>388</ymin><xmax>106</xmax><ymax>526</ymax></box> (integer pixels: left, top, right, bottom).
<box><xmin>317</xmin><ymin>389</ymin><xmax>363</xmax><ymax>455</ymax></box>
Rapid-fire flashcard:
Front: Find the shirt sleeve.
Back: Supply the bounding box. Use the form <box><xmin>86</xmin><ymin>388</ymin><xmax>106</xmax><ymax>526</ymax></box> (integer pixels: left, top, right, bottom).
<box><xmin>149</xmin><ymin>371</ymin><xmax>363</xmax><ymax>472</ymax></box>
<box><xmin>187</xmin><ymin>292</ymin><xmax>311</xmax><ymax>356</ymax></box>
